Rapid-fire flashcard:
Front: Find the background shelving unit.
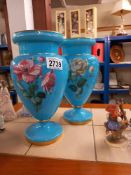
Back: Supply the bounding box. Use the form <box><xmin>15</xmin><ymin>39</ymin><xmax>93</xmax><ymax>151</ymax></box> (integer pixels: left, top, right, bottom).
<box><xmin>0</xmin><ymin>45</ymin><xmax>8</xmax><ymax>49</ymax></box>
<box><xmin>91</xmin><ymin>37</ymin><xmax>106</xmax><ymax>103</ymax></box>
<box><xmin>0</xmin><ymin>65</ymin><xmax>10</xmax><ymax>71</ymax></box>
<box><xmin>94</xmin><ymin>35</ymin><xmax>131</xmax><ymax>104</ymax></box>
<box><xmin>0</xmin><ymin>44</ymin><xmax>17</xmax><ymax>104</ymax></box>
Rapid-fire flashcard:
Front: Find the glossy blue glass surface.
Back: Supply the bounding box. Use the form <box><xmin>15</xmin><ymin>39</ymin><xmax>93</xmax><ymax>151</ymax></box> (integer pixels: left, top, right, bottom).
<box><xmin>62</xmin><ymin>38</ymin><xmax>99</xmax><ymax>124</ymax></box>
<box><xmin>25</xmin><ymin>121</ymin><xmax>63</xmax><ymax>143</ymax></box>
<box><xmin>11</xmin><ymin>30</ymin><xmax>68</xmax><ymax>144</ymax></box>
<box><xmin>64</xmin><ymin>108</ymin><xmax>92</xmax><ymax>123</ymax></box>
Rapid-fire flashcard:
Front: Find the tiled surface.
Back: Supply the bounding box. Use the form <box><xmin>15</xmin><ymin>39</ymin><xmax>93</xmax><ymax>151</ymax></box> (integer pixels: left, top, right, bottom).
<box><xmin>27</xmin><ymin>125</ymin><xmax>95</xmax><ymax>161</ymax></box>
<box><xmin>92</xmin><ymin>108</ymin><xmax>107</xmax><ymax>126</ymax></box>
<box><xmin>0</xmin><ymin>122</ymin><xmax>31</xmax><ymax>155</ymax></box>
<box><xmin>0</xmin><ymin>107</ymin><xmax>131</xmax><ymax>163</ymax></box>
<box><xmin>94</xmin><ymin>126</ymin><xmax>131</xmax><ymax>163</ymax></box>
<box><xmin>15</xmin><ymin>107</ymin><xmax>92</xmax><ymax>125</ymax></box>
<box><xmin>14</xmin><ymin>116</ymin><xmax>36</xmax><ymax>123</ymax></box>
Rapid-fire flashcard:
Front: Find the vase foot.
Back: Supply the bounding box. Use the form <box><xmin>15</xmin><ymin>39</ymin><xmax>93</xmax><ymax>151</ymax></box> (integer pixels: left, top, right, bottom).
<box><xmin>64</xmin><ymin>108</ymin><xmax>92</xmax><ymax>125</ymax></box>
<box><xmin>25</xmin><ymin>121</ymin><xmax>63</xmax><ymax>146</ymax></box>
<box><xmin>105</xmin><ymin>134</ymin><xmax>128</xmax><ymax>148</ymax></box>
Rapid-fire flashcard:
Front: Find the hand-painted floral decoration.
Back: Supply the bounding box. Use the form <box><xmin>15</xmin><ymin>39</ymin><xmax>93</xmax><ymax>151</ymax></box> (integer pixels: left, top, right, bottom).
<box><xmin>68</xmin><ymin>58</ymin><xmax>94</xmax><ymax>97</ymax></box>
<box><xmin>13</xmin><ymin>58</ymin><xmax>56</xmax><ymax>111</ymax></box>
<box><xmin>38</xmin><ymin>57</ymin><xmax>46</xmax><ymax>63</ymax></box>
<box><xmin>13</xmin><ymin>59</ymin><xmax>42</xmax><ymax>83</ymax></box>
<box><xmin>41</xmin><ymin>70</ymin><xmax>56</xmax><ymax>93</ymax></box>
<box><xmin>70</xmin><ymin>58</ymin><xmax>88</xmax><ymax>76</ymax></box>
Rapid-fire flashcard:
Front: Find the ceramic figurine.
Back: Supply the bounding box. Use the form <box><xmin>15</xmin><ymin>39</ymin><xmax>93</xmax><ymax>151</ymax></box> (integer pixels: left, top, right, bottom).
<box><xmin>62</xmin><ymin>38</ymin><xmax>99</xmax><ymax>124</ymax></box>
<box><xmin>11</xmin><ymin>30</ymin><xmax>68</xmax><ymax>145</ymax></box>
<box><xmin>0</xmin><ymin>80</ymin><xmax>16</xmax><ymax>121</ymax></box>
<box><xmin>104</xmin><ymin>99</ymin><xmax>129</xmax><ymax>147</ymax></box>
<box><xmin>0</xmin><ymin>108</ymin><xmax>5</xmax><ymax>132</ymax></box>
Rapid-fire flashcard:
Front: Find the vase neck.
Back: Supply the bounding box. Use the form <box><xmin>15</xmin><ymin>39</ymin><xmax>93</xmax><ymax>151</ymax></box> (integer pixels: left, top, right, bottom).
<box><xmin>18</xmin><ymin>42</ymin><xmax>59</xmax><ymax>55</ymax></box>
<box><xmin>62</xmin><ymin>45</ymin><xmax>92</xmax><ymax>56</ymax></box>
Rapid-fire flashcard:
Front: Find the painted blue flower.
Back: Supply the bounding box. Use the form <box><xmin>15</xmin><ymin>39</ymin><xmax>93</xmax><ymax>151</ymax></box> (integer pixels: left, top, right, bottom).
<box><xmin>107</xmin><ymin>121</ymin><xmax>120</xmax><ymax>131</ymax></box>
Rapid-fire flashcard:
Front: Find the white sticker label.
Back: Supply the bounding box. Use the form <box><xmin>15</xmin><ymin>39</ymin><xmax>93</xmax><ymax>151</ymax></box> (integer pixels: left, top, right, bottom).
<box><xmin>46</xmin><ymin>57</ymin><xmax>63</xmax><ymax>70</ymax></box>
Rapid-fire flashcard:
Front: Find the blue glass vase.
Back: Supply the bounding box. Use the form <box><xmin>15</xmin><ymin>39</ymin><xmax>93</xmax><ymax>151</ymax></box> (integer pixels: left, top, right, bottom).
<box><xmin>11</xmin><ymin>30</ymin><xmax>68</xmax><ymax>145</ymax></box>
<box><xmin>62</xmin><ymin>38</ymin><xmax>99</xmax><ymax>124</ymax></box>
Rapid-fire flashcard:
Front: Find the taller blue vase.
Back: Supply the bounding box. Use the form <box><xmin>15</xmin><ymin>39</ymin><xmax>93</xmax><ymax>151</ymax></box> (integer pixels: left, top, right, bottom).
<box><xmin>11</xmin><ymin>30</ymin><xmax>68</xmax><ymax>145</ymax></box>
<box><xmin>62</xmin><ymin>38</ymin><xmax>99</xmax><ymax>124</ymax></box>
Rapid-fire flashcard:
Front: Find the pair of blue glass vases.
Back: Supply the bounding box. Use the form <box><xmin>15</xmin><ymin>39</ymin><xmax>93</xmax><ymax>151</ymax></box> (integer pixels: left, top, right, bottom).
<box><xmin>11</xmin><ymin>30</ymin><xmax>99</xmax><ymax>145</ymax></box>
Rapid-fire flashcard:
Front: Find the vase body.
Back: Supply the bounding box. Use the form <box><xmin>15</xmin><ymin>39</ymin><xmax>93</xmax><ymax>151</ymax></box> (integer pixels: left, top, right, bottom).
<box><xmin>62</xmin><ymin>38</ymin><xmax>99</xmax><ymax>124</ymax></box>
<box><xmin>11</xmin><ymin>30</ymin><xmax>68</xmax><ymax>145</ymax></box>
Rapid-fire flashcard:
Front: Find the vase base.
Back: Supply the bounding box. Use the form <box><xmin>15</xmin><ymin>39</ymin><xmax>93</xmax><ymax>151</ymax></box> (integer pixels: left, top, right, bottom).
<box><xmin>25</xmin><ymin>121</ymin><xmax>63</xmax><ymax>146</ymax></box>
<box><xmin>26</xmin><ymin>134</ymin><xmax>63</xmax><ymax>146</ymax></box>
<box><xmin>105</xmin><ymin>135</ymin><xmax>128</xmax><ymax>148</ymax></box>
<box><xmin>64</xmin><ymin>120</ymin><xmax>92</xmax><ymax>125</ymax></box>
<box><xmin>64</xmin><ymin>108</ymin><xmax>92</xmax><ymax>125</ymax></box>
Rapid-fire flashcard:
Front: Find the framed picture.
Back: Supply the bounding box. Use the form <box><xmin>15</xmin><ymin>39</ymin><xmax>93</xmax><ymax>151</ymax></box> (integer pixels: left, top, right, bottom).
<box><xmin>0</xmin><ymin>74</ymin><xmax>8</xmax><ymax>87</ymax></box>
<box><xmin>70</xmin><ymin>9</ymin><xmax>80</xmax><ymax>38</ymax></box>
<box><xmin>1</xmin><ymin>50</ymin><xmax>12</xmax><ymax>66</ymax></box>
<box><xmin>7</xmin><ymin>74</ymin><xmax>14</xmax><ymax>90</ymax></box>
<box><xmin>85</xmin><ymin>7</ymin><xmax>97</xmax><ymax>38</ymax></box>
<box><xmin>0</xmin><ymin>74</ymin><xmax>7</xmax><ymax>81</ymax></box>
<box><xmin>56</xmin><ymin>11</ymin><xmax>67</xmax><ymax>38</ymax></box>
<box><xmin>0</xmin><ymin>52</ymin><xmax>3</xmax><ymax>66</ymax></box>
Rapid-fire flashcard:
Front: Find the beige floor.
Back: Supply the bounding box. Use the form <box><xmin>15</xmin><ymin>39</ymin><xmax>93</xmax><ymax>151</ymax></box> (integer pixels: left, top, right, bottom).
<box><xmin>0</xmin><ymin>107</ymin><xmax>131</xmax><ymax>163</ymax></box>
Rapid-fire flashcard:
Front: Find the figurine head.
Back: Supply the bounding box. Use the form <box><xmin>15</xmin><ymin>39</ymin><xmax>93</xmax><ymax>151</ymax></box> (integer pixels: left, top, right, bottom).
<box><xmin>106</xmin><ymin>104</ymin><xmax>119</xmax><ymax>118</ymax></box>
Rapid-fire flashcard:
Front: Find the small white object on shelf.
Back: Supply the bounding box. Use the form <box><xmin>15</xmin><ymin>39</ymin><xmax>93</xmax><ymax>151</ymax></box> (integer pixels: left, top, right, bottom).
<box><xmin>94</xmin><ymin>83</ymin><xmax>104</xmax><ymax>90</ymax></box>
<box><xmin>109</xmin><ymin>72</ymin><xmax>118</xmax><ymax>86</ymax></box>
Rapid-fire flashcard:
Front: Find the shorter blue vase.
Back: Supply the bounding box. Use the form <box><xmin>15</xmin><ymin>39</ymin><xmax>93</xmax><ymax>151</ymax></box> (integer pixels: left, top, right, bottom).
<box><xmin>11</xmin><ymin>30</ymin><xmax>68</xmax><ymax>145</ymax></box>
<box><xmin>62</xmin><ymin>38</ymin><xmax>99</xmax><ymax>124</ymax></box>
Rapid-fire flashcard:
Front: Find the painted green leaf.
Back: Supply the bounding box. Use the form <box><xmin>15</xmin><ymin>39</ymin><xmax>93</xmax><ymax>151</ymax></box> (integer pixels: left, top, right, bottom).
<box><xmin>70</xmin><ymin>75</ymin><xmax>76</xmax><ymax>81</ymax></box>
<box><xmin>36</xmin><ymin>92</ymin><xmax>46</xmax><ymax>98</ymax></box>
<box><xmin>31</xmin><ymin>97</ymin><xmax>36</xmax><ymax>104</ymax></box>
<box><xmin>77</xmin><ymin>78</ymin><xmax>87</xmax><ymax>87</ymax></box>
<box><xmin>35</xmin><ymin>97</ymin><xmax>42</xmax><ymax>104</ymax></box>
<box><xmin>68</xmin><ymin>85</ymin><xmax>77</xmax><ymax>92</ymax></box>
<box><xmin>29</xmin><ymin>84</ymin><xmax>36</xmax><ymax>94</ymax></box>
<box><xmin>68</xmin><ymin>71</ymin><xmax>76</xmax><ymax>81</ymax></box>
<box><xmin>76</xmin><ymin>87</ymin><xmax>83</xmax><ymax>97</ymax></box>
<box><xmin>17</xmin><ymin>83</ymin><xmax>24</xmax><ymax>90</ymax></box>
<box><xmin>22</xmin><ymin>91</ymin><xmax>32</xmax><ymax>98</ymax></box>
<box><xmin>78</xmin><ymin>87</ymin><xmax>83</xmax><ymax>94</ymax></box>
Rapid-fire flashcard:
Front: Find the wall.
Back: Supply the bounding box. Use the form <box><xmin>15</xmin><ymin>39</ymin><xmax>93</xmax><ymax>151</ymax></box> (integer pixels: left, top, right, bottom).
<box><xmin>6</xmin><ymin>0</ymin><xmax>34</xmax><ymax>57</ymax></box>
<box><xmin>51</xmin><ymin>2</ymin><xmax>131</xmax><ymax>37</ymax></box>
<box><xmin>24</xmin><ymin>0</ymin><xmax>34</xmax><ymax>30</ymax></box>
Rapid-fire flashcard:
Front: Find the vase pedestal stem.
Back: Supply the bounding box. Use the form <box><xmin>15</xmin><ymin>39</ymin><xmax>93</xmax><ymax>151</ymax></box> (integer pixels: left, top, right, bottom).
<box><xmin>64</xmin><ymin>107</ymin><xmax>92</xmax><ymax>125</ymax></box>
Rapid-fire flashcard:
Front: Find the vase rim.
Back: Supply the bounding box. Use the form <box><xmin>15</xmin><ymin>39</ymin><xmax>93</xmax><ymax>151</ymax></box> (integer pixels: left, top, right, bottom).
<box><xmin>62</xmin><ymin>37</ymin><xmax>96</xmax><ymax>46</ymax></box>
<box><xmin>14</xmin><ymin>30</ymin><xmax>63</xmax><ymax>35</ymax></box>
<box><xmin>13</xmin><ymin>30</ymin><xmax>64</xmax><ymax>44</ymax></box>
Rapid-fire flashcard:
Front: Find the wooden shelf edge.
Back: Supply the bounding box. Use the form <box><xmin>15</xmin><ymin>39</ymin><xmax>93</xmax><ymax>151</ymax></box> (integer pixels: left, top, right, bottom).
<box><xmin>13</xmin><ymin>103</ymin><xmax>131</xmax><ymax>113</ymax></box>
<box><xmin>0</xmin><ymin>153</ymin><xmax>131</xmax><ymax>175</ymax></box>
<box><xmin>60</xmin><ymin>103</ymin><xmax>131</xmax><ymax>109</ymax></box>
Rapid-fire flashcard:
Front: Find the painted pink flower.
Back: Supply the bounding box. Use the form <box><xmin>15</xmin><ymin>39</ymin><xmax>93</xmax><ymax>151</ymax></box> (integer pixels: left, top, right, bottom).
<box><xmin>13</xmin><ymin>60</ymin><xmax>42</xmax><ymax>83</ymax></box>
<box><xmin>41</xmin><ymin>70</ymin><xmax>56</xmax><ymax>92</ymax></box>
<box><xmin>39</xmin><ymin>57</ymin><xmax>46</xmax><ymax>63</ymax></box>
